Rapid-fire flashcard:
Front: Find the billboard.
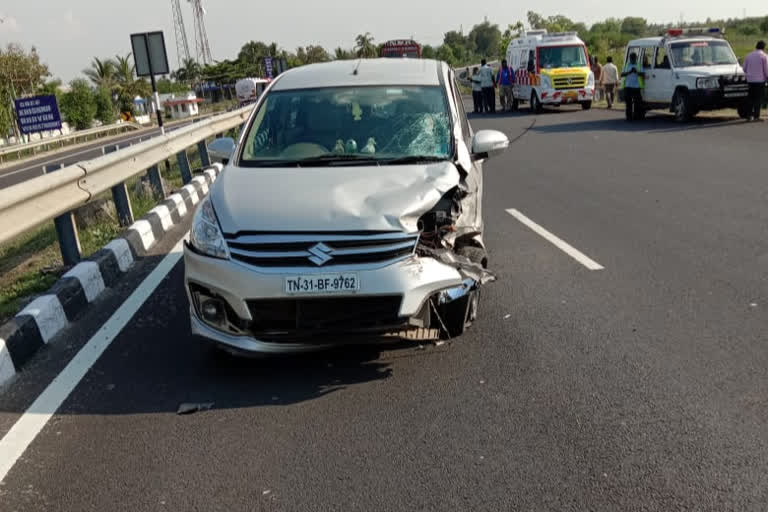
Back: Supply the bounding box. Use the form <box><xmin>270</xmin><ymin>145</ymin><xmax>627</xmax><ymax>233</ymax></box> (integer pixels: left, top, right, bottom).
<box><xmin>264</xmin><ymin>56</ymin><xmax>274</xmax><ymax>79</ymax></box>
<box><xmin>15</xmin><ymin>95</ymin><xmax>62</xmax><ymax>135</ymax></box>
<box><xmin>130</xmin><ymin>31</ymin><xmax>170</xmax><ymax>77</ymax></box>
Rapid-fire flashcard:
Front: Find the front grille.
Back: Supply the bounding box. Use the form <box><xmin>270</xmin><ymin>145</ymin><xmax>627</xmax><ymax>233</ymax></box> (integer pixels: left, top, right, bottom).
<box><xmin>247</xmin><ymin>296</ymin><xmax>403</xmax><ymax>334</ymax></box>
<box><xmin>225</xmin><ymin>232</ymin><xmax>419</xmax><ymax>268</ymax></box>
<box><xmin>553</xmin><ymin>76</ymin><xmax>586</xmax><ymax>89</ymax></box>
<box><xmin>722</xmin><ymin>74</ymin><xmax>747</xmax><ymax>86</ymax></box>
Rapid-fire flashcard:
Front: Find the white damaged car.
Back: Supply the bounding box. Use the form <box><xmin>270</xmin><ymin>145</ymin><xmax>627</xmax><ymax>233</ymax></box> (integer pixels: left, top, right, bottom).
<box><xmin>184</xmin><ymin>59</ymin><xmax>509</xmax><ymax>354</ymax></box>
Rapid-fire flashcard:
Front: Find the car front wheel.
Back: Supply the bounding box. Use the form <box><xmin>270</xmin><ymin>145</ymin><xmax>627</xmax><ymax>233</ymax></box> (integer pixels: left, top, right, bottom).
<box><xmin>672</xmin><ymin>90</ymin><xmax>693</xmax><ymax>122</ymax></box>
<box><xmin>531</xmin><ymin>91</ymin><xmax>543</xmax><ymax>114</ymax></box>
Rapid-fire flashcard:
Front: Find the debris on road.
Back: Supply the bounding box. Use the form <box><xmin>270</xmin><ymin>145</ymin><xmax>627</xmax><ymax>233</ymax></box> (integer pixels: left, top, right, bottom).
<box><xmin>176</xmin><ymin>402</ymin><xmax>214</xmax><ymax>415</ymax></box>
<box><xmin>504</xmin><ymin>314</ymin><xmax>511</xmax><ymax>319</ymax></box>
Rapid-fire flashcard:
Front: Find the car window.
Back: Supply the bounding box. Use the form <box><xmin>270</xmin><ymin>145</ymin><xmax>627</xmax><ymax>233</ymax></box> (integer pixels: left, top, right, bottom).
<box><xmin>538</xmin><ymin>45</ymin><xmax>588</xmax><ymax>69</ymax></box>
<box><xmin>625</xmin><ymin>47</ymin><xmax>643</xmax><ymax>69</ymax></box>
<box><xmin>655</xmin><ymin>47</ymin><xmax>670</xmax><ymax>69</ymax></box>
<box><xmin>669</xmin><ymin>40</ymin><xmax>738</xmax><ymax>67</ymax></box>
<box><xmin>239</xmin><ymin>86</ymin><xmax>453</xmax><ymax>165</ymax></box>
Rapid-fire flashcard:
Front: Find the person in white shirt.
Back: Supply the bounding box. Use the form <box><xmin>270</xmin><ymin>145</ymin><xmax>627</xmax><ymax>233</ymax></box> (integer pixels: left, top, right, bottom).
<box><xmin>470</xmin><ymin>67</ymin><xmax>483</xmax><ymax>113</ymax></box>
<box><xmin>479</xmin><ymin>59</ymin><xmax>497</xmax><ymax>113</ymax></box>
<box><xmin>601</xmin><ymin>56</ymin><xmax>620</xmax><ymax>109</ymax></box>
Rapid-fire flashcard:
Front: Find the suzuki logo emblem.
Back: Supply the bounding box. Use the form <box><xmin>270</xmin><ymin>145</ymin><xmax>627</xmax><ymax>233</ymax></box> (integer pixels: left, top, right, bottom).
<box><xmin>308</xmin><ymin>243</ymin><xmax>333</xmax><ymax>266</ymax></box>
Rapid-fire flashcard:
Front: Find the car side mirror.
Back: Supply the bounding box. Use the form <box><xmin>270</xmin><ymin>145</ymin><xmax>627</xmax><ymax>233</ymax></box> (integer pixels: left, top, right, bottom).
<box><xmin>471</xmin><ymin>130</ymin><xmax>509</xmax><ymax>160</ymax></box>
<box><xmin>208</xmin><ymin>137</ymin><xmax>236</xmax><ymax>163</ymax></box>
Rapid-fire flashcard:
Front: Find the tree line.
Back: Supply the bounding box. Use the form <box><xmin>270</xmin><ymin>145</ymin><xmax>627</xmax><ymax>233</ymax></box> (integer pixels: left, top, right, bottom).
<box><xmin>2</xmin><ymin>13</ymin><xmax>768</xmax><ymax>137</ymax></box>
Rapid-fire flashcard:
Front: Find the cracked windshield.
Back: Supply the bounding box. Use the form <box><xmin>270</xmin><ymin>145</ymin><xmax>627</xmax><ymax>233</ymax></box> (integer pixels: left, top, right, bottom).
<box><xmin>241</xmin><ymin>86</ymin><xmax>452</xmax><ymax>164</ymax></box>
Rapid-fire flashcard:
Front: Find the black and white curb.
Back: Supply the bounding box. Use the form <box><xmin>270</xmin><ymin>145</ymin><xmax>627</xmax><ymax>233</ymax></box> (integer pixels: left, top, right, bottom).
<box><xmin>0</xmin><ymin>164</ymin><xmax>223</xmax><ymax>389</ymax></box>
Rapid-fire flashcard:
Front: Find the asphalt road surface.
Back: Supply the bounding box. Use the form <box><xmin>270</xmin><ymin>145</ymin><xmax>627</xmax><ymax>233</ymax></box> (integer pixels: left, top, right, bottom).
<box><xmin>1</xmin><ymin>107</ymin><xmax>767</xmax><ymax>511</ymax></box>
<box><xmin>0</xmin><ymin>120</ymin><xmax>197</xmax><ymax>189</ymax></box>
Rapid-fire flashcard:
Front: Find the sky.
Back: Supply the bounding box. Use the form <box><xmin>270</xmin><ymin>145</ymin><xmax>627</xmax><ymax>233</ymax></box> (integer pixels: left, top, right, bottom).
<box><xmin>1</xmin><ymin>1</ymin><xmax>766</xmax><ymax>82</ymax></box>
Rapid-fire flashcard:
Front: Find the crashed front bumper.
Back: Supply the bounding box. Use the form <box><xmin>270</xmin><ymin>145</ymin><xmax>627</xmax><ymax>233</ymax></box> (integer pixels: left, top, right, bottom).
<box><xmin>184</xmin><ymin>244</ymin><xmax>469</xmax><ymax>353</ymax></box>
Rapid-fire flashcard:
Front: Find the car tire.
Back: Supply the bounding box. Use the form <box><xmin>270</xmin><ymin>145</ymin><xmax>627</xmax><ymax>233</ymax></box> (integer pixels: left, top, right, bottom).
<box><xmin>438</xmin><ymin>289</ymin><xmax>479</xmax><ymax>339</ymax></box>
<box><xmin>581</xmin><ymin>101</ymin><xmax>592</xmax><ymax>110</ymax></box>
<box><xmin>672</xmin><ymin>90</ymin><xmax>692</xmax><ymax>122</ymax></box>
<box><xmin>435</xmin><ymin>245</ymin><xmax>486</xmax><ymax>339</ymax></box>
<box><xmin>531</xmin><ymin>91</ymin><xmax>543</xmax><ymax>114</ymax></box>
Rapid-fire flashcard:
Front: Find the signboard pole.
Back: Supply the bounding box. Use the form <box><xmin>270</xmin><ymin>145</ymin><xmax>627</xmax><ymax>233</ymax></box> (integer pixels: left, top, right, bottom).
<box><xmin>131</xmin><ymin>31</ymin><xmax>170</xmax><ymax>135</ymax></box>
<box><xmin>145</xmin><ymin>44</ymin><xmax>164</xmax><ymax>134</ymax></box>
<box><xmin>149</xmin><ymin>70</ymin><xmax>164</xmax><ymax>134</ymax></box>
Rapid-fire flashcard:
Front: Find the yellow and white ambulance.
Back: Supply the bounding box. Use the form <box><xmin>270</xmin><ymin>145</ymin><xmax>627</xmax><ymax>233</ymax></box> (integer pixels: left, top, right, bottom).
<box><xmin>506</xmin><ymin>30</ymin><xmax>594</xmax><ymax>113</ymax></box>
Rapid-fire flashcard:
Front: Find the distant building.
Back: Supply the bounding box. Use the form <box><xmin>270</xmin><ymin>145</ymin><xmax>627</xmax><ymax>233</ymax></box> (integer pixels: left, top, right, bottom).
<box><xmin>161</xmin><ymin>92</ymin><xmax>203</xmax><ymax>119</ymax></box>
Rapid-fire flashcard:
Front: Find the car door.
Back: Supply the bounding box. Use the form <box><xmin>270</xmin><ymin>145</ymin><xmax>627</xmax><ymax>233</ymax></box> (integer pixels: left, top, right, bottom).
<box><xmin>646</xmin><ymin>45</ymin><xmax>673</xmax><ymax>104</ymax></box>
<box><xmin>516</xmin><ymin>48</ymin><xmax>533</xmax><ymax>101</ymax></box>
<box><xmin>642</xmin><ymin>46</ymin><xmax>669</xmax><ymax>103</ymax></box>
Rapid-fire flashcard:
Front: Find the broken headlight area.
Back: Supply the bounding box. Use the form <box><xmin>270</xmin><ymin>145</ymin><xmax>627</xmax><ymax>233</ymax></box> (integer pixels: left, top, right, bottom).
<box><xmin>415</xmin><ymin>187</ymin><xmax>496</xmax><ymax>286</ymax></box>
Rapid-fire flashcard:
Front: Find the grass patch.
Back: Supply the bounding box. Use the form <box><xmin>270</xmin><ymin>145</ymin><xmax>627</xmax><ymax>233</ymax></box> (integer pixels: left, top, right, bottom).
<box><xmin>0</xmin><ymin>224</ymin><xmax>63</xmax><ymax>323</ymax></box>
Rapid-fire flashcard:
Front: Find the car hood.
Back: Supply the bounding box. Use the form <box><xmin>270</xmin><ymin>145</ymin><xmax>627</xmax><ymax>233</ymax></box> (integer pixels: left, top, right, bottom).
<box><xmin>211</xmin><ymin>162</ymin><xmax>461</xmax><ymax>234</ymax></box>
<box><xmin>677</xmin><ymin>64</ymin><xmax>744</xmax><ymax>77</ymax></box>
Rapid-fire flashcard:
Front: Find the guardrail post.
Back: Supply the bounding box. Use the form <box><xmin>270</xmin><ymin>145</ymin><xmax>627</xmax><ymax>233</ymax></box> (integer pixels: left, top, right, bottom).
<box><xmin>197</xmin><ymin>140</ymin><xmax>211</xmax><ymax>168</ymax></box>
<box><xmin>177</xmin><ymin>149</ymin><xmax>192</xmax><ymax>184</ymax></box>
<box><xmin>104</xmin><ymin>145</ymin><xmax>134</xmax><ymax>226</ymax></box>
<box><xmin>147</xmin><ymin>164</ymin><xmax>166</xmax><ymax>199</ymax></box>
<box><xmin>44</xmin><ymin>164</ymin><xmax>82</xmax><ymax>266</ymax></box>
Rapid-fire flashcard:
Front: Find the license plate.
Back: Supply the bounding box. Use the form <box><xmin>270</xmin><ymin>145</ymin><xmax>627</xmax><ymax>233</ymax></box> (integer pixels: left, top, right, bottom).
<box><xmin>724</xmin><ymin>92</ymin><xmax>748</xmax><ymax>98</ymax></box>
<box><xmin>285</xmin><ymin>273</ymin><xmax>359</xmax><ymax>294</ymax></box>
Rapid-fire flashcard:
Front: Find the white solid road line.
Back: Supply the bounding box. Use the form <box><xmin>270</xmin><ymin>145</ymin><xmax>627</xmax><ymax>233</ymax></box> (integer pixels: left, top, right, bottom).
<box><xmin>0</xmin><ymin>236</ymin><xmax>187</xmax><ymax>483</ymax></box>
<box><xmin>506</xmin><ymin>209</ymin><xmax>604</xmax><ymax>271</ymax></box>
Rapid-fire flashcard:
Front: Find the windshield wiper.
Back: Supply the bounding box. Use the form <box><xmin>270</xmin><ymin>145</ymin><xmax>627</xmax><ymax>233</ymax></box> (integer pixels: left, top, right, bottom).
<box><xmin>293</xmin><ymin>154</ymin><xmax>381</xmax><ymax>166</ymax></box>
<box><xmin>378</xmin><ymin>155</ymin><xmax>448</xmax><ymax>165</ymax></box>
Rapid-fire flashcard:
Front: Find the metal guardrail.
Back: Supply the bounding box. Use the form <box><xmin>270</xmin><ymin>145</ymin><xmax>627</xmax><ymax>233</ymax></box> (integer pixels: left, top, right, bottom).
<box><xmin>0</xmin><ymin>105</ymin><xmax>253</xmax><ymax>261</ymax></box>
<box><xmin>0</xmin><ymin>122</ymin><xmax>142</xmax><ymax>163</ymax></box>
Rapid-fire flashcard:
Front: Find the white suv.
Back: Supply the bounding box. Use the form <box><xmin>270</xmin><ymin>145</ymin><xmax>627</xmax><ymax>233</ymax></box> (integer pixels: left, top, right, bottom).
<box><xmin>623</xmin><ymin>29</ymin><xmax>749</xmax><ymax>122</ymax></box>
<box><xmin>184</xmin><ymin>59</ymin><xmax>510</xmax><ymax>355</ymax></box>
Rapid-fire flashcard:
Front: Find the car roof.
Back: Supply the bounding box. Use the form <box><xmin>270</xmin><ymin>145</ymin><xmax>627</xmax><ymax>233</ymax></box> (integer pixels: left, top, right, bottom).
<box><xmin>629</xmin><ymin>37</ymin><xmax>664</xmax><ymax>47</ymax></box>
<box><xmin>271</xmin><ymin>59</ymin><xmax>443</xmax><ymax>91</ymax></box>
<box><xmin>629</xmin><ymin>36</ymin><xmax>724</xmax><ymax>47</ymax></box>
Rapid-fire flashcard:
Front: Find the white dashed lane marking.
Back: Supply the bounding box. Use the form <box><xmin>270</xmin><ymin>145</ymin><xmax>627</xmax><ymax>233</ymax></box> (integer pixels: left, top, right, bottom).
<box><xmin>506</xmin><ymin>208</ymin><xmax>604</xmax><ymax>271</ymax></box>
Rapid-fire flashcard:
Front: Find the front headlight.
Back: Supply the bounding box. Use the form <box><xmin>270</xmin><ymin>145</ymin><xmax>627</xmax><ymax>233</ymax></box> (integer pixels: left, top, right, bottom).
<box><xmin>540</xmin><ymin>75</ymin><xmax>552</xmax><ymax>89</ymax></box>
<box><xmin>190</xmin><ymin>197</ymin><xmax>229</xmax><ymax>259</ymax></box>
<box><xmin>697</xmin><ymin>77</ymin><xmax>720</xmax><ymax>89</ymax></box>
<box><xmin>587</xmin><ymin>72</ymin><xmax>595</xmax><ymax>87</ymax></box>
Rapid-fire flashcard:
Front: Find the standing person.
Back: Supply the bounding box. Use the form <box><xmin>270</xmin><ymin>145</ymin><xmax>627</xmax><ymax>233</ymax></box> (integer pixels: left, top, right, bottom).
<box><xmin>496</xmin><ymin>59</ymin><xmax>516</xmax><ymax>112</ymax></box>
<box><xmin>621</xmin><ymin>52</ymin><xmax>645</xmax><ymax>121</ymax></box>
<box><xmin>742</xmin><ymin>40</ymin><xmax>768</xmax><ymax>122</ymax></box>
<box><xmin>591</xmin><ymin>56</ymin><xmax>603</xmax><ymax>102</ymax></box>
<box><xmin>479</xmin><ymin>59</ymin><xmax>496</xmax><ymax>113</ymax></box>
<box><xmin>470</xmin><ymin>67</ymin><xmax>483</xmax><ymax>114</ymax></box>
<box><xmin>601</xmin><ymin>56</ymin><xmax>619</xmax><ymax>109</ymax></box>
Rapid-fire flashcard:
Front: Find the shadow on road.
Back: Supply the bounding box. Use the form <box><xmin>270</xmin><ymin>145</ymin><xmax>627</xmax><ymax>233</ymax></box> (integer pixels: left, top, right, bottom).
<box><xmin>529</xmin><ymin>111</ymin><xmax>749</xmax><ymax>134</ymax></box>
